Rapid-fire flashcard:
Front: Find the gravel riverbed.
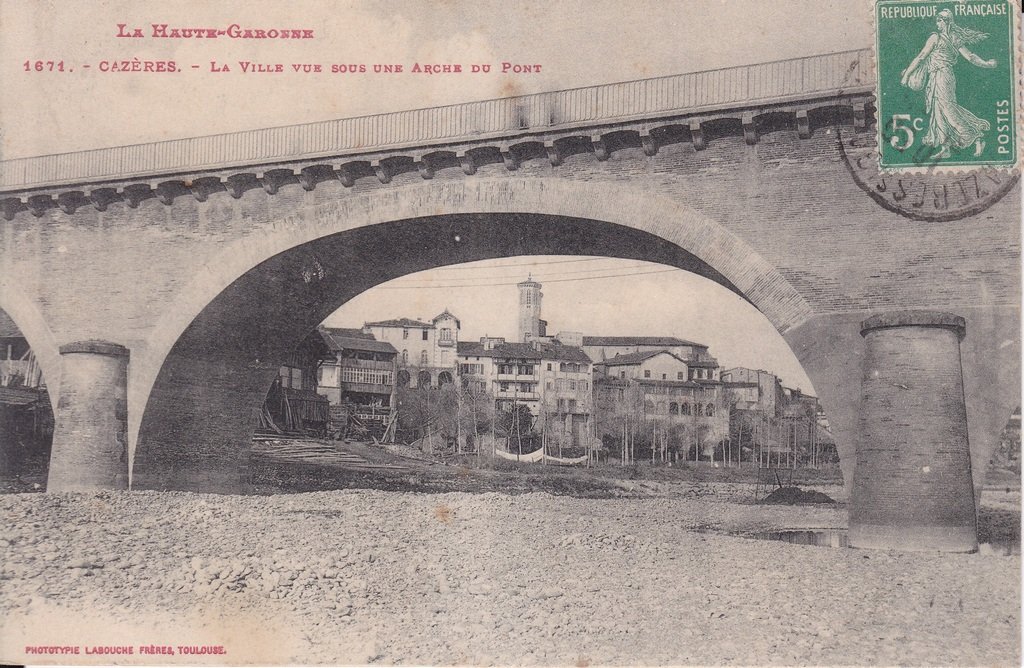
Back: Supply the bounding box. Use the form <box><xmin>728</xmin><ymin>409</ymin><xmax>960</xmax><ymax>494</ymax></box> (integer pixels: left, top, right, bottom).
<box><xmin>0</xmin><ymin>488</ymin><xmax>1019</xmax><ymax>666</ymax></box>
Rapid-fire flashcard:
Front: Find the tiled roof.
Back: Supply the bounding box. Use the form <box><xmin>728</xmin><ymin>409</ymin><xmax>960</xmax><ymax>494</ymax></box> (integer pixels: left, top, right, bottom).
<box><xmin>598</xmin><ymin>350</ymin><xmax>687</xmax><ymax>366</ymax></box>
<box><xmin>431</xmin><ymin>310</ymin><xmax>461</xmax><ymax>327</ymax></box>
<box><xmin>322</xmin><ymin>326</ymin><xmax>374</xmax><ymax>340</ymax></box>
<box><xmin>457</xmin><ymin>341</ymin><xmax>591</xmax><ymax>363</ymax></box>
<box><xmin>583</xmin><ymin>336</ymin><xmax>708</xmax><ymax>348</ymax></box>
<box><xmin>319</xmin><ymin>328</ymin><xmax>397</xmax><ymax>354</ymax></box>
<box><xmin>364</xmin><ymin>317</ymin><xmax>432</xmax><ymax>329</ymax></box>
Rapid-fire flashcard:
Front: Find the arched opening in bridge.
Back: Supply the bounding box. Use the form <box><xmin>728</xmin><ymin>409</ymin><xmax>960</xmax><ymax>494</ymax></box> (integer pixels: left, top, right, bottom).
<box><xmin>0</xmin><ymin>308</ymin><xmax>54</xmax><ymax>487</ymax></box>
<box><xmin>133</xmin><ymin>212</ymin><xmax>836</xmax><ymax>492</ymax></box>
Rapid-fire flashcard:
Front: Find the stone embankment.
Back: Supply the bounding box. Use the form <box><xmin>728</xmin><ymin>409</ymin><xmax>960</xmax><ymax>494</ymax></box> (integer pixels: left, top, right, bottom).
<box><xmin>0</xmin><ymin>488</ymin><xmax>1019</xmax><ymax>665</ymax></box>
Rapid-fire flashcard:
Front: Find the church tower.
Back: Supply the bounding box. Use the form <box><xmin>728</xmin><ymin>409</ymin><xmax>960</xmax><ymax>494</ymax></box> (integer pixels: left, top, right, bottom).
<box><xmin>517</xmin><ymin>275</ymin><xmax>545</xmax><ymax>342</ymax></box>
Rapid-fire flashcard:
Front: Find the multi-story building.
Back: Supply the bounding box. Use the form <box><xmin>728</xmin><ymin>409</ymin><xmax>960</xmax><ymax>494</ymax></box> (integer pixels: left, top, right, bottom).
<box><xmin>263</xmin><ymin>331</ymin><xmax>332</xmax><ymax>435</ymax></box>
<box><xmin>582</xmin><ymin>336</ymin><xmax>720</xmax><ymax>380</ymax></box>
<box><xmin>720</xmin><ymin>367</ymin><xmax>783</xmax><ymax>414</ymax></box>
<box><xmin>593</xmin><ymin>350</ymin><xmax>729</xmax><ymax>452</ymax></box>
<box><xmin>364</xmin><ymin>310</ymin><xmax>460</xmax><ymax>389</ymax></box>
<box><xmin>457</xmin><ymin>337</ymin><xmax>593</xmax><ymax>447</ymax></box>
<box><xmin>317</xmin><ymin>327</ymin><xmax>398</xmax><ymax>428</ymax></box>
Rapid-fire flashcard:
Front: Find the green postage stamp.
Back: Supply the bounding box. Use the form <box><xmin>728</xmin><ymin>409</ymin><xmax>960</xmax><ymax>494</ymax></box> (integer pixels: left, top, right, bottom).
<box><xmin>875</xmin><ymin>0</ymin><xmax>1019</xmax><ymax>170</ymax></box>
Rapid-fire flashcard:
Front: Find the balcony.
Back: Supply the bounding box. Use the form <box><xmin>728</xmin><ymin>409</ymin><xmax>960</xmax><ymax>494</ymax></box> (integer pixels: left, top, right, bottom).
<box><xmin>496</xmin><ymin>390</ymin><xmax>540</xmax><ymax>401</ymax></box>
<box><xmin>497</xmin><ymin>372</ymin><xmax>536</xmax><ymax>381</ymax></box>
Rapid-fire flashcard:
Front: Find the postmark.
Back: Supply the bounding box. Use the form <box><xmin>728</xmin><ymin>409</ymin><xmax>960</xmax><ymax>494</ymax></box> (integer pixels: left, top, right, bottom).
<box><xmin>874</xmin><ymin>0</ymin><xmax>1019</xmax><ymax>172</ymax></box>
<box><xmin>841</xmin><ymin>126</ymin><xmax>1020</xmax><ymax>221</ymax></box>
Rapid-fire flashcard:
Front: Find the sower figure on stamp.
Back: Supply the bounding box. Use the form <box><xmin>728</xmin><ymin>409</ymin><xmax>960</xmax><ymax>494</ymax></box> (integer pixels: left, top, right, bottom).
<box><xmin>900</xmin><ymin>8</ymin><xmax>997</xmax><ymax>160</ymax></box>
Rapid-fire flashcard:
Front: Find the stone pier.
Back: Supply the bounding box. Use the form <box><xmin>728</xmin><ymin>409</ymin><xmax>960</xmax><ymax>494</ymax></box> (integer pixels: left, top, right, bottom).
<box><xmin>47</xmin><ymin>341</ymin><xmax>130</xmax><ymax>492</ymax></box>
<box><xmin>849</xmin><ymin>311</ymin><xmax>977</xmax><ymax>553</ymax></box>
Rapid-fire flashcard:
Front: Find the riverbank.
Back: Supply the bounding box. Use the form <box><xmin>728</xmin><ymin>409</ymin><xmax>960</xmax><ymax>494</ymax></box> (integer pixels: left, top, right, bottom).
<box><xmin>0</xmin><ymin>486</ymin><xmax>1018</xmax><ymax>665</ymax></box>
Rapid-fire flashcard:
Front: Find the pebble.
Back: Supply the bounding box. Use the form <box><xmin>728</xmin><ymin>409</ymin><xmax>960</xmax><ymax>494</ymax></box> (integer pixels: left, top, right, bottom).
<box><xmin>0</xmin><ymin>486</ymin><xmax>1017</xmax><ymax>667</ymax></box>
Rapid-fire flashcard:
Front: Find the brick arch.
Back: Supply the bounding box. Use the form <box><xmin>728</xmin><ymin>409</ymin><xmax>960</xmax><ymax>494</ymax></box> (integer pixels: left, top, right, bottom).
<box><xmin>0</xmin><ymin>278</ymin><xmax>60</xmax><ymax>407</ymax></box>
<box><xmin>132</xmin><ymin>178</ymin><xmax>813</xmax><ymax>491</ymax></box>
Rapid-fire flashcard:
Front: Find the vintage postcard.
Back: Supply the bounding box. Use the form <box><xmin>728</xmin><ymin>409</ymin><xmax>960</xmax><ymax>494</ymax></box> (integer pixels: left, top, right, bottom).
<box><xmin>0</xmin><ymin>0</ymin><xmax>1020</xmax><ymax>666</ymax></box>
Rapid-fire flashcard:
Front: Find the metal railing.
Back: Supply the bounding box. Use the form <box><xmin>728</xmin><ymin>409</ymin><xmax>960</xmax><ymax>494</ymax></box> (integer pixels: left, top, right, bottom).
<box><xmin>0</xmin><ymin>49</ymin><xmax>872</xmax><ymax>191</ymax></box>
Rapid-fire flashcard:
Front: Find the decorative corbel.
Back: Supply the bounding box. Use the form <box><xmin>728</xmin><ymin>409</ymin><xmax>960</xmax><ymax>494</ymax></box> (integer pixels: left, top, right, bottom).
<box><xmin>689</xmin><ymin>121</ymin><xmax>706</xmax><ymax>151</ymax></box>
<box><xmin>796</xmin><ymin>110</ymin><xmax>811</xmax><ymax>139</ymax></box>
<box><xmin>742</xmin><ymin>113</ymin><xmax>758</xmax><ymax>145</ymax></box>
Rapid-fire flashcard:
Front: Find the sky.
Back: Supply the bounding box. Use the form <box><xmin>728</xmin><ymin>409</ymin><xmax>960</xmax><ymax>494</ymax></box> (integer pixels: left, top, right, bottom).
<box><xmin>323</xmin><ymin>257</ymin><xmax>816</xmax><ymax>391</ymax></box>
<box><xmin>0</xmin><ymin>0</ymin><xmax>876</xmax><ymax>392</ymax></box>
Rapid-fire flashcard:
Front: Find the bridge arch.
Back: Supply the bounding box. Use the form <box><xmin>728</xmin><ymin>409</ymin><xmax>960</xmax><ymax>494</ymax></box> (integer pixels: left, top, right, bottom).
<box><xmin>0</xmin><ymin>278</ymin><xmax>60</xmax><ymax>407</ymax></box>
<box><xmin>131</xmin><ymin>178</ymin><xmax>816</xmax><ymax>491</ymax></box>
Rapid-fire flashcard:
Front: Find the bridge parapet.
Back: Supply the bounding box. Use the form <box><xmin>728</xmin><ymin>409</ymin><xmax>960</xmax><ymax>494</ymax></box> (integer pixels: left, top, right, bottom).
<box><xmin>0</xmin><ymin>48</ymin><xmax>874</xmax><ymax>217</ymax></box>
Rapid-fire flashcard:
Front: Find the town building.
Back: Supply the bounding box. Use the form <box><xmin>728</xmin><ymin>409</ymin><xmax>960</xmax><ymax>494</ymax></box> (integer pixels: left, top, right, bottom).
<box><xmin>317</xmin><ymin>327</ymin><xmax>398</xmax><ymax>429</ymax></box>
<box><xmin>720</xmin><ymin>367</ymin><xmax>783</xmax><ymax>414</ymax></box>
<box><xmin>593</xmin><ymin>349</ymin><xmax>729</xmax><ymax>456</ymax></box>
<box><xmin>0</xmin><ymin>310</ymin><xmax>52</xmax><ymax>474</ymax></box>
<box><xmin>457</xmin><ymin>337</ymin><xmax>593</xmax><ymax>447</ymax></box>
<box><xmin>364</xmin><ymin>310</ymin><xmax>460</xmax><ymax>389</ymax></box>
<box><xmin>261</xmin><ymin>331</ymin><xmax>332</xmax><ymax>435</ymax></box>
<box><xmin>582</xmin><ymin>336</ymin><xmax>720</xmax><ymax>380</ymax></box>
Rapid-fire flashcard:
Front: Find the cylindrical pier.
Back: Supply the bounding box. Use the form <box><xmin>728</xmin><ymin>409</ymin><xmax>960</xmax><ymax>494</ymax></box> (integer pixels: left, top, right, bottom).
<box><xmin>47</xmin><ymin>340</ymin><xmax>130</xmax><ymax>492</ymax></box>
<box><xmin>850</xmin><ymin>311</ymin><xmax>976</xmax><ymax>552</ymax></box>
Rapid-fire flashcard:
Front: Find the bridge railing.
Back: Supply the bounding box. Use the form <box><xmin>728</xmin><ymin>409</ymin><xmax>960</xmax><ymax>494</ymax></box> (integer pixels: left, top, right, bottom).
<box><xmin>0</xmin><ymin>49</ymin><xmax>872</xmax><ymax>191</ymax></box>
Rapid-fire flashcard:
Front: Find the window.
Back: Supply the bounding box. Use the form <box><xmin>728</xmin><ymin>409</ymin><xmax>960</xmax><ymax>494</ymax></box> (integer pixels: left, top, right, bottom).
<box><xmin>500</xmin><ymin>382</ymin><xmax>510</xmax><ymax>392</ymax></box>
<box><xmin>420</xmin><ymin>350</ymin><xmax>429</xmax><ymax>365</ymax></box>
<box><xmin>525</xmin><ymin>291</ymin><xmax>532</xmax><ymax>305</ymax></box>
<box><xmin>662</xmin><ymin>373</ymin><xmax>667</xmax><ymax>380</ymax></box>
<box><xmin>397</xmin><ymin>370</ymin><xmax>410</xmax><ymax>387</ymax></box>
<box><xmin>341</xmin><ymin>368</ymin><xmax>393</xmax><ymax>385</ymax></box>
<box><xmin>696</xmin><ymin>404</ymin><xmax>704</xmax><ymax>416</ymax></box>
<box><xmin>291</xmin><ymin>367</ymin><xmax>303</xmax><ymax>388</ymax></box>
<box><xmin>546</xmin><ymin>379</ymin><xmax>553</xmax><ymax>390</ymax></box>
<box><xmin>569</xmin><ymin>380</ymin><xmax>577</xmax><ymax>390</ymax></box>
<box><xmin>403</xmin><ymin>328</ymin><xmax>409</xmax><ymax>340</ymax></box>
<box><xmin>402</xmin><ymin>349</ymin><xmax>408</xmax><ymax>364</ymax></box>
<box><xmin>669</xmin><ymin>402</ymin><xmax>679</xmax><ymax>415</ymax></box>
<box><xmin>519</xmin><ymin>383</ymin><xmax>532</xmax><ymax>393</ymax></box>
<box><xmin>706</xmin><ymin>404</ymin><xmax>715</xmax><ymax>417</ymax></box>
<box><xmin>518</xmin><ymin>364</ymin><xmax>532</xmax><ymax>375</ymax></box>
<box><xmin>681</xmin><ymin>403</ymin><xmax>691</xmax><ymax>415</ymax></box>
<box><xmin>677</xmin><ymin>371</ymin><xmax>684</xmax><ymax>380</ymax></box>
<box><xmin>547</xmin><ymin>363</ymin><xmax>552</xmax><ymax>371</ymax></box>
<box><xmin>580</xmin><ymin>381</ymin><xmax>588</xmax><ymax>392</ymax></box>
<box><xmin>440</xmin><ymin>328</ymin><xmax>452</xmax><ymax>341</ymax></box>
<box><xmin>620</xmin><ymin>371</ymin><xmax>626</xmax><ymax>379</ymax></box>
<box><xmin>422</xmin><ymin>330</ymin><xmax>429</xmax><ymax>341</ymax></box>
<box><xmin>644</xmin><ymin>370</ymin><xmax>651</xmax><ymax>378</ymax></box>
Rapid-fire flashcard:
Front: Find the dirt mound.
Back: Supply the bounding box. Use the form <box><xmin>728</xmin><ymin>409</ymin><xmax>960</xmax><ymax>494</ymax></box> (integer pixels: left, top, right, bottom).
<box><xmin>761</xmin><ymin>486</ymin><xmax>836</xmax><ymax>505</ymax></box>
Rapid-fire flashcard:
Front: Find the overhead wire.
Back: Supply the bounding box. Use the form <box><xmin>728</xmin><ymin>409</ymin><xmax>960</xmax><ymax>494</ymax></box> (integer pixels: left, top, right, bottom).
<box><xmin>375</xmin><ymin>267</ymin><xmax>680</xmax><ymax>289</ymax></box>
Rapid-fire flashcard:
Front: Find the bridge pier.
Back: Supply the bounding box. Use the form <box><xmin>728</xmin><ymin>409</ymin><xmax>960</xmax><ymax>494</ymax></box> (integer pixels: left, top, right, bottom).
<box><xmin>850</xmin><ymin>311</ymin><xmax>977</xmax><ymax>553</ymax></box>
<box><xmin>47</xmin><ymin>341</ymin><xmax>130</xmax><ymax>492</ymax></box>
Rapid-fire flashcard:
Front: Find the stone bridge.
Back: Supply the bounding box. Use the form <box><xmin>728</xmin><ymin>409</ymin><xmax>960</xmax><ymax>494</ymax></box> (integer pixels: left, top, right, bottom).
<box><xmin>0</xmin><ymin>49</ymin><xmax>1018</xmax><ymax>551</ymax></box>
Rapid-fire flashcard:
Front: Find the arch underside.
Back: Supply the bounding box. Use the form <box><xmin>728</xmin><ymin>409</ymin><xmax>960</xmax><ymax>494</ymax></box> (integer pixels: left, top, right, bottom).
<box><xmin>133</xmin><ymin>212</ymin><xmax>779</xmax><ymax>491</ymax></box>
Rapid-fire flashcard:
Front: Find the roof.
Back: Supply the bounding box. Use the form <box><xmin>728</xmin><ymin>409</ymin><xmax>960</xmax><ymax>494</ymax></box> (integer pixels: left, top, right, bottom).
<box><xmin>687</xmin><ymin>358</ymin><xmax>719</xmax><ymax>368</ymax></box>
<box><xmin>457</xmin><ymin>341</ymin><xmax>591</xmax><ymax>363</ymax></box>
<box><xmin>598</xmin><ymin>350</ymin><xmax>688</xmax><ymax>367</ymax></box>
<box><xmin>583</xmin><ymin>336</ymin><xmax>708</xmax><ymax>348</ymax></box>
<box><xmin>364</xmin><ymin>317</ymin><xmax>432</xmax><ymax>329</ymax></box>
<box><xmin>321</xmin><ymin>326</ymin><xmax>374</xmax><ymax>340</ymax></box>
<box><xmin>0</xmin><ymin>310</ymin><xmax>22</xmax><ymax>338</ymax></box>
<box><xmin>318</xmin><ymin>328</ymin><xmax>397</xmax><ymax>354</ymax></box>
<box><xmin>431</xmin><ymin>310</ymin><xmax>461</xmax><ymax>328</ymax></box>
